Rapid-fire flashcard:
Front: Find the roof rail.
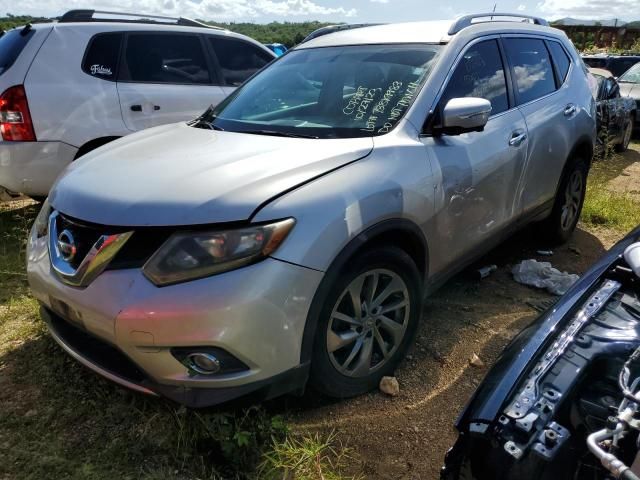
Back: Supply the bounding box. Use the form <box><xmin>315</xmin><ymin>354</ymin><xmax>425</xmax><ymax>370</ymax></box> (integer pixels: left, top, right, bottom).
<box><xmin>448</xmin><ymin>13</ymin><xmax>549</xmax><ymax>35</ymax></box>
<box><xmin>301</xmin><ymin>23</ymin><xmax>386</xmax><ymax>44</ymax></box>
<box><xmin>58</xmin><ymin>9</ymin><xmax>223</xmax><ymax>30</ymax></box>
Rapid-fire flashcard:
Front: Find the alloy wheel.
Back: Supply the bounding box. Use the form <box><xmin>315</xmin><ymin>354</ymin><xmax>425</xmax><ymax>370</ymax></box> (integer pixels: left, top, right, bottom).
<box><xmin>560</xmin><ymin>170</ymin><xmax>583</xmax><ymax>231</ymax></box>
<box><xmin>326</xmin><ymin>268</ymin><xmax>410</xmax><ymax>377</ymax></box>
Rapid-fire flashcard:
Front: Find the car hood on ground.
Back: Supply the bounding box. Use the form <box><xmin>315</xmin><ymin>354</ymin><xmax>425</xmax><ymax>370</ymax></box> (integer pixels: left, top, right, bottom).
<box><xmin>620</xmin><ymin>82</ymin><xmax>640</xmax><ymax>99</ymax></box>
<box><xmin>49</xmin><ymin>123</ymin><xmax>373</xmax><ymax>226</ymax></box>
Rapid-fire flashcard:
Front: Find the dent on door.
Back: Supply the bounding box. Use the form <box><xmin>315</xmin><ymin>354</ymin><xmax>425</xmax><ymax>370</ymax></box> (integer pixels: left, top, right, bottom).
<box><xmin>425</xmin><ymin>109</ymin><xmax>529</xmax><ymax>271</ymax></box>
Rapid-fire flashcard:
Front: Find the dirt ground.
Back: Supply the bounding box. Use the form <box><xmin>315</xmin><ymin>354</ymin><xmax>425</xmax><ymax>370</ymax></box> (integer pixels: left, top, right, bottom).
<box><xmin>285</xmin><ymin>142</ymin><xmax>640</xmax><ymax>479</ymax></box>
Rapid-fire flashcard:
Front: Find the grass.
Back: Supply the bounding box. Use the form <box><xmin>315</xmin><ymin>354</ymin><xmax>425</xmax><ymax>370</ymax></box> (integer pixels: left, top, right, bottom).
<box><xmin>581</xmin><ymin>144</ymin><xmax>640</xmax><ymax>233</ymax></box>
<box><xmin>0</xmin><ymin>200</ymin><xmax>356</xmax><ymax>480</ymax></box>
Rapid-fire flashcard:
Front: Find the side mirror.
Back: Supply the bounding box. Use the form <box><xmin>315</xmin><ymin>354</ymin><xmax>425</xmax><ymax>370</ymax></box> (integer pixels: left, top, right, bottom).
<box><xmin>441</xmin><ymin>97</ymin><xmax>492</xmax><ymax>135</ymax></box>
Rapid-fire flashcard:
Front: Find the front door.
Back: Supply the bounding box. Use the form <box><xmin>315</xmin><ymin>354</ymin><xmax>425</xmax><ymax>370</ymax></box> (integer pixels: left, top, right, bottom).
<box><xmin>423</xmin><ymin>39</ymin><xmax>529</xmax><ymax>274</ymax></box>
<box><xmin>117</xmin><ymin>32</ymin><xmax>226</xmax><ymax>132</ymax></box>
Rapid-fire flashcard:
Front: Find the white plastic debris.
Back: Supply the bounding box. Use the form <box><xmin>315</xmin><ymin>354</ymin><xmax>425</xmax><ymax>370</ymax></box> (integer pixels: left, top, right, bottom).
<box><xmin>512</xmin><ymin>259</ymin><xmax>579</xmax><ymax>296</ymax></box>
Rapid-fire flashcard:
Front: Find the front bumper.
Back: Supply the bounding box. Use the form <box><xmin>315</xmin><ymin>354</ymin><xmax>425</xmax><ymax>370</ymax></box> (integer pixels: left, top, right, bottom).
<box><xmin>27</xmin><ymin>231</ymin><xmax>324</xmax><ymax>407</ymax></box>
<box><xmin>0</xmin><ymin>141</ymin><xmax>77</xmax><ymax>196</ymax></box>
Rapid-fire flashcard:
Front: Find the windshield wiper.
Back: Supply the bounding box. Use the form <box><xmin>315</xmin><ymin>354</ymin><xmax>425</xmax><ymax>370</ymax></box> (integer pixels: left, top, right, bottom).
<box><xmin>240</xmin><ymin>129</ymin><xmax>319</xmax><ymax>139</ymax></box>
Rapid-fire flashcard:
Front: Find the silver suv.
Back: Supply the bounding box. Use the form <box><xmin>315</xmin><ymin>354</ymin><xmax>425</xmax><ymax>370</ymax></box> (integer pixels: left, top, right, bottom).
<box><xmin>27</xmin><ymin>14</ymin><xmax>596</xmax><ymax>407</ymax></box>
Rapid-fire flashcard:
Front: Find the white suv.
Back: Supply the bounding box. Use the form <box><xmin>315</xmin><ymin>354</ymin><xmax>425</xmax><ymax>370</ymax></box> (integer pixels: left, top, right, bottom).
<box><xmin>0</xmin><ymin>10</ymin><xmax>275</xmax><ymax>198</ymax></box>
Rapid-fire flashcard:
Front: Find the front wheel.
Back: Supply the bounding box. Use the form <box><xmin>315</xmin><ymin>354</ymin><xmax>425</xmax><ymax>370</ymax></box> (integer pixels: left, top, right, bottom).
<box><xmin>540</xmin><ymin>159</ymin><xmax>588</xmax><ymax>245</ymax></box>
<box><xmin>615</xmin><ymin>114</ymin><xmax>634</xmax><ymax>153</ymax></box>
<box><xmin>309</xmin><ymin>247</ymin><xmax>422</xmax><ymax>398</ymax></box>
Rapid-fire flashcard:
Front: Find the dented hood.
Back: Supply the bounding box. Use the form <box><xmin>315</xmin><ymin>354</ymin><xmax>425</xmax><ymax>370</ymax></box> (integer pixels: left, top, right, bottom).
<box><xmin>49</xmin><ymin>122</ymin><xmax>373</xmax><ymax>226</ymax></box>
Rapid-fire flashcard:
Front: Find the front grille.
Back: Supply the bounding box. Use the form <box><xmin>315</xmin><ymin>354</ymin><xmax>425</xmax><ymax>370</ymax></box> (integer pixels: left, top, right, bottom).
<box><xmin>54</xmin><ymin>212</ymin><xmax>172</xmax><ymax>270</ymax></box>
<box><xmin>46</xmin><ymin>308</ymin><xmax>148</xmax><ymax>384</ymax></box>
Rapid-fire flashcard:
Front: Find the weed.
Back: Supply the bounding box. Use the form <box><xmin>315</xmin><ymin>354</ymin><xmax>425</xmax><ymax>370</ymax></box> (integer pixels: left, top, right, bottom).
<box><xmin>582</xmin><ymin>149</ymin><xmax>640</xmax><ymax>233</ymax></box>
<box><xmin>259</xmin><ymin>431</ymin><xmax>362</xmax><ymax>480</ymax></box>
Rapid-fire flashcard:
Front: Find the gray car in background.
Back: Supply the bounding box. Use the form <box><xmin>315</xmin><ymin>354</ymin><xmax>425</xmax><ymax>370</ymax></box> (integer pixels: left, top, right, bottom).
<box><xmin>619</xmin><ymin>62</ymin><xmax>640</xmax><ymax>130</ymax></box>
<box><xmin>27</xmin><ymin>13</ymin><xmax>596</xmax><ymax>407</ymax></box>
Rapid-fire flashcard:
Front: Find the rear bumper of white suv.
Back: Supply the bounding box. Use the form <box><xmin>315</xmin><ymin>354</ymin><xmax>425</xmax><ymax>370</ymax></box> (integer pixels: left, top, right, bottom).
<box><xmin>0</xmin><ymin>141</ymin><xmax>77</xmax><ymax>196</ymax></box>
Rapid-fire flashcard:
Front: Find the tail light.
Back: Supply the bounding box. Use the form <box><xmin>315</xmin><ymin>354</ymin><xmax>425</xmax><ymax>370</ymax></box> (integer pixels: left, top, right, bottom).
<box><xmin>0</xmin><ymin>85</ymin><xmax>36</xmax><ymax>141</ymax></box>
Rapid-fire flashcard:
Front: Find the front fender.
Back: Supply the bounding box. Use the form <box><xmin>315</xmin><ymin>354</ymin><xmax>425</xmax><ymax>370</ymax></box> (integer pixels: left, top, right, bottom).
<box><xmin>252</xmin><ymin>138</ymin><xmax>435</xmax><ymax>272</ymax></box>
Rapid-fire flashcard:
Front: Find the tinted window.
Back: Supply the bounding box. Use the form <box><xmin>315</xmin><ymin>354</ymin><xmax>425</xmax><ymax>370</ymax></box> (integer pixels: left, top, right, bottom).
<box><xmin>583</xmin><ymin>57</ymin><xmax>606</xmax><ymax>69</ymax></box>
<box><xmin>504</xmin><ymin>38</ymin><xmax>556</xmax><ymax>104</ymax></box>
<box><xmin>209</xmin><ymin>37</ymin><xmax>273</xmax><ymax>86</ymax></box>
<box><xmin>82</xmin><ymin>33</ymin><xmax>122</xmax><ymax>80</ymax></box>
<box><xmin>122</xmin><ymin>34</ymin><xmax>210</xmax><ymax>84</ymax></box>
<box><xmin>547</xmin><ymin>41</ymin><xmax>571</xmax><ymax>85</ymax></box>
<box><xmin>0</xmin><ymin>28</ymin><xmax>35</xmax><ymax>76</ymax></box>
<box><xmin>440</xmin><ymin>40</ymin><xmax>509</xmax><ymax>115</ymax></box>
<box><xmin>611</xmin><ymin>58</ymin><xmax>640</xmax><ymax>77</ymax></box>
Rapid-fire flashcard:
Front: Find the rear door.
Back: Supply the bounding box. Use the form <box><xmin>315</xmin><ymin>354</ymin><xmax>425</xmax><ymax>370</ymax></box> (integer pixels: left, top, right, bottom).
<box><xmin>503</xmin><ymin>36</ymin><xmax>574</xmax><ymax>216</ymax></box>
<box><xmin>206</xmin><ymin>35</ymin><xmax>275</xmax><ymax>97</ymax></box>
<box><xmin>117</xmin><ymin>32</ymin><xmax>226</xmax><ymax>131</ymax></box>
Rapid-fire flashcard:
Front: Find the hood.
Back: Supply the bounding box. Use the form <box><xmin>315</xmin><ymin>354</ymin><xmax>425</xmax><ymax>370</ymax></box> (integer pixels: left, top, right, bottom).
<box><xmin>620</xmin><ymin>82</ymin><xmax>640</xmax><ymax>99</ymax></box>
<box><xmin>50</xmin><ymin>123</ymin><xmax>373</xmax><ymax>226</ymax></box>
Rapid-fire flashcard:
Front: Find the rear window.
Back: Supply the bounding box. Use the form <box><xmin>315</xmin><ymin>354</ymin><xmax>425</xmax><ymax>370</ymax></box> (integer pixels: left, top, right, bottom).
<box><xmin>82</xmin><ymin>33</ymin><xmax>122</xmax><ymax>80</ymax></box>
<box><xmin>0</xmin><ymin>28</ymin><xmax>35</xmax><ymax>75</ymax></box>
<box><xmin>504</xmin><ymin>38</ymin><xmax>556</xmax><ymax>105</ymax></box>
<box><xmin>546</xmin><ymin>41</ymin><xmax>571</xmax><ymax>85</ymax></box>
<box><xmin>121</xmin><ymin>33</ymin><xmax>211</xmax><ymax>84</ymax></box>
<box><xmin>209</xmin><ymin>37</ymin><xmax>273</xmax><ymax>86</ymax></box>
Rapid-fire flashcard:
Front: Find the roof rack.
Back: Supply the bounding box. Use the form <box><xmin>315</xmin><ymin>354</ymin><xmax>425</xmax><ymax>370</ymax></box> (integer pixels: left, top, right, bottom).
<box><xmin>448</xmin><ymin>13</ymin><xmax>549</xmax><ymax>35</ymax></box>
<box><xmin>58</xmin><ymin>9</ymin><xmax>223</xmax><ymax>30</ymax></box>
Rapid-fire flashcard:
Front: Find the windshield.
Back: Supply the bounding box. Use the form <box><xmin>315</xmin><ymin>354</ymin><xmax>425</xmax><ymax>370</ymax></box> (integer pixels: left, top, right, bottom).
<box><xmin>204</xmin><ymin>44</ymin><xmax>442</xmax><ymax>139</ymax></box>
<box><xmin>619</xmin><ymin>63</ymin><xmax>640</xmax><ymax>84</ymax></box>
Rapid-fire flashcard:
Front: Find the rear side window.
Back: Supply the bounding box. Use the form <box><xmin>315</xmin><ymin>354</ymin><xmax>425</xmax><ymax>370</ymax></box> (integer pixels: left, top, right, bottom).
<box><xmin>122</xmin><ymin>34</ymin><xmax>210</xmax><ymax>84</ymax></box>
<box><xmin>546</xmin><ymin>41</ymin><xmax>571</xmax><ymax>85</ymax></box>
<box><xmin>209</xmin><ymin>37</ymin><xmax>273</xmax><ymax>86</ymax></box>
<box><xmin>439</xmin><ymin>39</ymin><xmax>509</xmax><ymax>115</ymax></box>
<box><xmin>0</xmin><ymin>28</ymin><xmax>35</xmax><ymax>76</ymax></box>
<box><xmin>82</xmin><ymin>33</ymin><xmax>122</xmax><ymax>80</ymax></box>
<box><xmin>504</xmin><ymin>38</ymin><xmax>556</xmax><ymax>105</ymax></box>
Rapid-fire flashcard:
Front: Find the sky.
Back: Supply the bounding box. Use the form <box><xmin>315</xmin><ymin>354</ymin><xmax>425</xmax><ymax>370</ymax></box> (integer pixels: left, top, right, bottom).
<box><xmin>4</xmin><ymin>0</ymin><xmax>640</xmax><ymax>24</ymax></box>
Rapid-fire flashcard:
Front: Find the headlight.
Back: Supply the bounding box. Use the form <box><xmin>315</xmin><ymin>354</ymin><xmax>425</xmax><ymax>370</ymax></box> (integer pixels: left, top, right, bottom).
<box><xmin>32</xmin><ymin>198</ymin><xmax>50</xmax><ymax>238</ymax></box>
<box><xmin>142</xmin><ymin>218</ymin><xmax>295</xmax><ymax>286</ymax></box>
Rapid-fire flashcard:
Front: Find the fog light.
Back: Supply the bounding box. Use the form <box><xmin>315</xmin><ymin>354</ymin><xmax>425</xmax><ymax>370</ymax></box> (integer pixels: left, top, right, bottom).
<box><xmin>187</xmin><ymin>353</ymin><xmax>221</xmax><ymax>374</ymax></box>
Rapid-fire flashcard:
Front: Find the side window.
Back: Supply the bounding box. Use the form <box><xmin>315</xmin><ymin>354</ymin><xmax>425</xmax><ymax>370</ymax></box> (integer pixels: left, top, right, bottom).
<box><xmin>504</xmin><ymin>38</ymin><xmax>556</xmax><ymax>105</ymax></box>
<box><xmin>439</xmin><ymin>39</ymin><xmax>509</xmax><ymax>116</ymax></box>
<box><xmin>546</xmin><ymin>41</ymin><xmax>571</xmax><ymax>86</ymax></box>
<box><xmin>82</xmin><ymin>33</ymin><xmax>122</xmax><ymax>80</ymax></box>
<box><xmin>209</xmin><ymin>37</ymin><xmax>273</xmax><ymax>86</ymax></box>
<box><xmin>121</xmin><ymin>34</ymin><xmax>210</xmax><ymax>84</ymax></box>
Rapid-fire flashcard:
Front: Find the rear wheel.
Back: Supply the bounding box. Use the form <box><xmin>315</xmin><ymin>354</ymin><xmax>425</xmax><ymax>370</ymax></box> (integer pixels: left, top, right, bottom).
<box><xmin>615</xmin><ymin>114</ymin><xmax>634</xmax><ymax>153</ymax></box>
<box><xmin>540</xmin><ymin>159</ymin><xmax>588</xmax><ymax>245</ymax></box>
<box><xmin>309</xmin><ymin>247</ymin><xmax>422</xmax><ymax>398</ymax></box>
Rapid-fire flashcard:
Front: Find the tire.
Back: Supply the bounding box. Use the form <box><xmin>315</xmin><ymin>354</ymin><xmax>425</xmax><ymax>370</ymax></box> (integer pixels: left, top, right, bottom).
<box><xmin>309</xmin><ymin>246</ymin><xmax>422</xmax><ymax>398</ymax></box>
<box><xmin>615</xmin><ymin>114</ymin><xmax>634</xmax><ymax>153</ymax></box>
<box><xmin>540</xmin><ymin>158</ymin><xmax>588</xmax><ymax>245</ymax></box>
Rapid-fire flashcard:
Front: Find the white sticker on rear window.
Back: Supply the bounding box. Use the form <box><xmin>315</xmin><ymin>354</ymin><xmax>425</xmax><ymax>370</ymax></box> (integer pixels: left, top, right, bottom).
<box><xmin>90</xmin><ymin>64</ymin><xmax>112</xmax><ymax>76</ymax></box>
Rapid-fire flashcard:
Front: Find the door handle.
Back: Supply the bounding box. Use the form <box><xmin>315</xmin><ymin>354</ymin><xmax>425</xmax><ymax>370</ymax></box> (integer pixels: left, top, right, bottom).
<box><xmin>153</xmin><ymin>105</ymin><xmax>160</xmax><ymax>111</ymax></box>
<box><xmin>509</xmin><ymin>132</ymin><xmax>527</xmax><ymax>147</ymax></box>
<box><xmin>564</xmin><ymin>104</ymin><xmax>577</xmax><ymax>116</ymax></box>
<box><xmin>130</xmin><ymin>104</ymin><xmax>142</xmax><ymax>112</ymax></box>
